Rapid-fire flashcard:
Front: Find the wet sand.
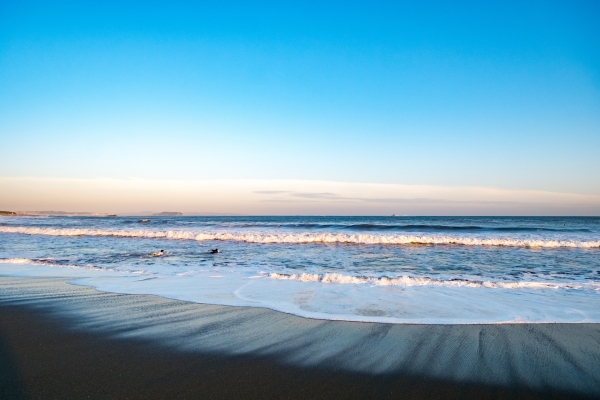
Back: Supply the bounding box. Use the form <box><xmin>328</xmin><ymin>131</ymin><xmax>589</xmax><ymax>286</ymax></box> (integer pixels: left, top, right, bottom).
<box><xmin>0</xmin><ymin>276</ymin><xmax>599</xmax><ymax>399</ymax></box>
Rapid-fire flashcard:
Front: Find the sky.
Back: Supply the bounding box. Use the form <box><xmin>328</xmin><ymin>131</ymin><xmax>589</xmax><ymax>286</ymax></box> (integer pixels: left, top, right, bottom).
<box><xmin>1</xmin><ymin>1</ymin><xmax>599</xmax><ymax>214</ymax></box>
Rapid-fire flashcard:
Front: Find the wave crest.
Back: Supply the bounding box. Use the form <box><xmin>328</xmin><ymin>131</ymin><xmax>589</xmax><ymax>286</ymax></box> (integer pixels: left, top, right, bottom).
<box><xmin>1</xmin><ymin>226</ymin><xmax>599</xmax><ymax>248</ymax></box>
<box><xmin>269</xmin><ymin>272</ymin><xmax>599</xmax><ymax>290</ymax></box>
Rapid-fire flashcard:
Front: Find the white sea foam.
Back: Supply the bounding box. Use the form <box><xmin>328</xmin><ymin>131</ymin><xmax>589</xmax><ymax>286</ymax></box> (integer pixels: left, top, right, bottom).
<box><xmin>2</xmin><ymin>260</ymin><xmax>600</xmax><ymax>323</ymax></box>
<box><xmin>0</xmin><ymin>258</ymin><xmax>36</xmax><ymax>264</ymax></box>
<box><xmin>269</xmin><ymin>272</ymin><xmax>600</xmax><ymax>290</ymax></box>
<box><xmin>1</xmin><ymin>226</ymin><xmax>599</xmax><ymax>248</ymax></box>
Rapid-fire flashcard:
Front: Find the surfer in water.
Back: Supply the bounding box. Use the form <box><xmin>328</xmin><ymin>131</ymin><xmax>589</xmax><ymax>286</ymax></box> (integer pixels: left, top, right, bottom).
<box><xmin>152</xmin><ymin>250</ymin><xmax>165</xmax><ymax>257</ymax></box>
<box><xmin>209</xmin><ymin>248</ymin><xmax>220</xmax><ymax>254</ymax></box>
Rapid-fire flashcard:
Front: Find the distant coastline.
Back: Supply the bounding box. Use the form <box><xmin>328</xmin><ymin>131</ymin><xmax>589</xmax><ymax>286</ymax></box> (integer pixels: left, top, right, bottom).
<box><xmin>0</xmin><ymin>211</ymin><xmax>116</xmax><ymax>217</ymax></box>
<box><xmin>0</xmin><ymin>211</ymin><xmax>242</xmax><ymax>217</ymax></box>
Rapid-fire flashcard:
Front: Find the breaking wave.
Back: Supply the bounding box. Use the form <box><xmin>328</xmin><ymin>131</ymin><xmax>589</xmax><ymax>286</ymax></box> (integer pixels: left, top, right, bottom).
<box><xmin>1</xmin><ymin>226</ymin><xmax>599</xmax><ymax>248</ymax></box>
<box><xmin>269</xmin><ymin>272</ymin><xmax>600</xmax><ymax>290</ymax></box>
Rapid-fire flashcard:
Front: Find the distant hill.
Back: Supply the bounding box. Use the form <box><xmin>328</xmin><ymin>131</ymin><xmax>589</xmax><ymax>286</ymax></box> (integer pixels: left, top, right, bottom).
<box><xmin>0</xmin><ymin>211</ymin><xmax>17</xmax><ymax>216</ymax></box>
<box><xmin>152</xmin><ymin>212</ymin><xmax>183</xmax><ymax>216</ymax></box>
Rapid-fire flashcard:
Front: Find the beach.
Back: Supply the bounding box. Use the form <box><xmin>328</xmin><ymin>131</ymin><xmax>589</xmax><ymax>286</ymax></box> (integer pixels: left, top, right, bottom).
<box><xmin>4</xmin><ymin>0</ymin><xmax>600</xmax><ymax>397</ymax></box>
<box><xmin>1</xmin><ymin>276</ymin><xmax>599</xmax><ymax>399</ymax></box>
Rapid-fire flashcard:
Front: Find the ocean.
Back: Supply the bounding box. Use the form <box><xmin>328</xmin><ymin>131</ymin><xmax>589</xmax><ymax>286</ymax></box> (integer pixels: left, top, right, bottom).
<box><xmin>1</xmin><ymin>216</ymin><xmax>599</xmax><ymax>324</ymax></box>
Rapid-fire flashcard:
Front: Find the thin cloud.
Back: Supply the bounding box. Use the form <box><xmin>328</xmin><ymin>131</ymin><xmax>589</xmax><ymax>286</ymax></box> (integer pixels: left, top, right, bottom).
<box><xmin>291</xmin><ymin>192</ymin><xmax>342</xmax><ymax>199</ymax></box>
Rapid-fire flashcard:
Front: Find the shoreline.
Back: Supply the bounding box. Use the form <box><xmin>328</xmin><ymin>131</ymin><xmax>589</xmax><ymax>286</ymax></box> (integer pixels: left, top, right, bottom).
<box><xmin>2</xmin><ymin>262</ymin><xmax>599</xmax><ymax>325</ymax></box>
<box><xmin>0</xmin><ymin>276</ymin><xmax>599</xmax><ymax>398</ymax></box>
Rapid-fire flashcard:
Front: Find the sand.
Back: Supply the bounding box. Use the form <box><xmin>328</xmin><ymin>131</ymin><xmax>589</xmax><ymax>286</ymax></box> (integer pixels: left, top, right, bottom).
<box><xmin>1</xmin><ymin>276</ymin><xmax>599</xmax><ymax>399</ymax></box>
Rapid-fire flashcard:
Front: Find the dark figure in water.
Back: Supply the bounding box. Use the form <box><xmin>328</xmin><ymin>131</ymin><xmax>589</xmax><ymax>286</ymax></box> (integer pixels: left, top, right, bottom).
<box><xmin>210</xmin><ymin>249</ymin><xmax>220</xmax><ymax>254</ymax></box>
<box><xmin>152</xmin><ymin>250</ymin><xmax>165</xmax><ymax>257</ymax></box>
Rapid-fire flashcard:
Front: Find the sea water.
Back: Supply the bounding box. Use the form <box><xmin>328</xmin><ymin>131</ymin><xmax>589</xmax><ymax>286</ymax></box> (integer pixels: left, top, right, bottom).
<box><xmin>1</xmin><ymin>216</ymin><xmax>599</xmax><ymax>323</ymax></box>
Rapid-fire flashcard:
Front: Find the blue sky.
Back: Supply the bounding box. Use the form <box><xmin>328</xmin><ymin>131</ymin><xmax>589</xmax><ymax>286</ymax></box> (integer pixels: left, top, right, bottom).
<box><xmin>1</xmin><ymin>1</ymin><xmax>599</xmax><ymax>211</ymax></box>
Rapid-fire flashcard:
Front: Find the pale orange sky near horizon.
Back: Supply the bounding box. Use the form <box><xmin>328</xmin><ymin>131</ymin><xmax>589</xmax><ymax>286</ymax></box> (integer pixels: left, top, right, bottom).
<box><xmin>1</xmin><ymin>177</ymin><xmax>599</xmax><ymax>216</ymax></box>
